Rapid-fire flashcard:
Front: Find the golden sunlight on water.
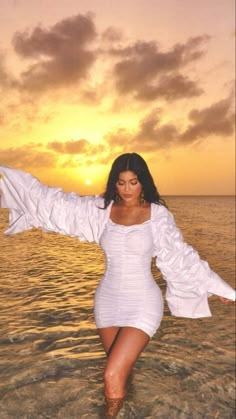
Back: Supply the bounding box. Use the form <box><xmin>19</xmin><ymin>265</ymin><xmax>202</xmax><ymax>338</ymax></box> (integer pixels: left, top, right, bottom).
<box><xmin>0</xmin><ymin>196</ymin><xmax>235</xmax><ymax>418</ymax></box>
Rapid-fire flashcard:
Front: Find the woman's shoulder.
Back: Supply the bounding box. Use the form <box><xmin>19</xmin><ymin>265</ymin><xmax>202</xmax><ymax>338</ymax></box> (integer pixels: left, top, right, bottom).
<box><xmin>150</xmin><ymin>203</ymin><xmax>177</xmax><ymax>233</ymax></box>
<box><xmin>85</xmin><ymin>196</ymin><xmax>112</xmax><ymax>219</ymax></box>
<box><xmin>151</xmin><ymin>202</ymin><xmax>171</xmax><ymax>220</ymax></box>
<box><xmin>74</xmin><ymin>195</ymin><xmax>106</xmax><ymax>213</ymax></box>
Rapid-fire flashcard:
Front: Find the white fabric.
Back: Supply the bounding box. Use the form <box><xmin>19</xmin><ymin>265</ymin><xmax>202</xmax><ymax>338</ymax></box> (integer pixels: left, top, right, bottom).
<box><xmin>0</xmin><ymin>165</ymin><xmax>110</xmax><ymax>241</ymax></box>
<box><xmin>150</xmin><ymin>204</ymin><xmax>235</xmax><ymax>317</ymax></box>
<box><xmin>95</xmin><ymin>219</ymin><xmax>164</xmax><ymax>337</ymax></box>
<box><xmin>0</xmin><ymin>165</ymin><xmax>235</xmax><ymax>325</ymax></box>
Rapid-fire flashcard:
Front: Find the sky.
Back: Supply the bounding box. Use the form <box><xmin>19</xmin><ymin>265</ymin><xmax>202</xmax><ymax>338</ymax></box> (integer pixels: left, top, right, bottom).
<box><xmin>0</xmin><ymin>0</ymin><xmax>235</xmax><ymax>195</ymax></box>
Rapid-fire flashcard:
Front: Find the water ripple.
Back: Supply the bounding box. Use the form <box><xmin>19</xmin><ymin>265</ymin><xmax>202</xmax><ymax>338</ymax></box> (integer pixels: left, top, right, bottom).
<box><xmin>0</xmin><ymin>197</ymin><xmax>235</xmax><ymax>418</ymax></box>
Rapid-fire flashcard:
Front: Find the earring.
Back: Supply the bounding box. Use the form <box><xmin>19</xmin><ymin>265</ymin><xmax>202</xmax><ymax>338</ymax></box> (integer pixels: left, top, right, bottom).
<box><xmin>140</xmin><ymin>190</ymin><xmax>145</xmax><ymax>204</ymax></box>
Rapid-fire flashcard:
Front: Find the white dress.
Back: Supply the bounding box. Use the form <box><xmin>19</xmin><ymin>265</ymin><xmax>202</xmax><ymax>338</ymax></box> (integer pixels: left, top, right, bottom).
<box><xmin>95</xmin><ymin>218</ymin><xmax>163</xmax><ymax>337</ymax></box>
<box><xmin>0</xmin><ymin>166</ymin><xmax>235</xmax><ymax>337</ymax></box>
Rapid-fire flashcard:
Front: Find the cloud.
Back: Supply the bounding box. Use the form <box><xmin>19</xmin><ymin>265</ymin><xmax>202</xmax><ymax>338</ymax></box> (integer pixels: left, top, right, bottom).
<box><xmin>0</xmin><ymin>95</ymin><xmax>56</xmax><ymax>134</ymax></box>
<box><xmin>0</xmin><ymin>51</ymin><xmax>15</xmax><ymax>90</ymax></box>
<box><xmin>2</xmin><ymin>93</ymin><xmax>232</xmax><ymax>172</ymax></box>
<box><xmin>111</xmin><ymin>36</ymin><xmax>209</xmax><ymax>101</ymax></box>
<box><xmin>48</xmin><ymin>139</ymin><xmax>89</xmax><ymax>154</ymax></box>
<box><xmin>181</xmin><ymin>97</ymin><xmax>235</xmax><ymax>143</ymax></box>
<box><xmin>47</xmin><ymin>139</ymin><xmax>110</xmax><ymax>167</ymax></box>
<box><xmin>12</xmin><ymin>13</ymin><xmax>97</xmax><ymax>92</ymax></box>
<box><xmin>0</xmin><ymin>145</ymin><xmax>58</xmax><ymax>169</ymax></box>
<box><xmin>136</xmin><ymin>74</ymin><xmax>203</xmax><ymax>101</ymax></box>
<box><xmin>105</xmin><ymin>109</ymin><xmax>178</xmax><ymax>152</ymax></box>
<box><xmin>101</xmin><ymin>26</ymin><xmax>124</xmax><ymax>43</ymax></box>
<box><xmin>4</xmin><ymin>16</ymin><xmax>211</xmax><ymax>105</ymax></box>
<box><xmin>0</xmin><ymin>54</ymin><xmax>8</xmax><ymax>85</ymax></box>
<box><xmin>0</xmin><ymin>140</ymin><xmax>110</xmax><ymax>170</ymax></box>
<box><xmin>105</xmin><ymin>95</ymin><xmax>235</xmax><ymax>153</ymax></box>
<box><xmin>48</xmin><ymin>139</ymin><xmax>107</xmax><ymax>156</ymax></box>
<box><xmin>133</xmin><ymin>109</ymin><xmax>179</xmax><ymax>150</ymax></box>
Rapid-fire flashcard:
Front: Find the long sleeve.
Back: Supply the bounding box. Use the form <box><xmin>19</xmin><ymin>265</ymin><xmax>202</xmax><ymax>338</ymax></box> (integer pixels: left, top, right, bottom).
<box><xmin>151</xmin><ymin>204</ymin><xmax>235</xmax><ymax>318</ymax></box>
<box><xmin>0</xmin><ymin>166</ymin><xmax>109</xmax><ymax>242</ymax></box>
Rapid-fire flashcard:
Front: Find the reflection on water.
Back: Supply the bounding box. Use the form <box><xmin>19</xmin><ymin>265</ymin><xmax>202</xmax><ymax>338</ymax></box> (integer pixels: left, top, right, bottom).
<box><xmin>0</xmin><ymin>196</ymin><xmax>235</xmax><ymax>418</ymax></box>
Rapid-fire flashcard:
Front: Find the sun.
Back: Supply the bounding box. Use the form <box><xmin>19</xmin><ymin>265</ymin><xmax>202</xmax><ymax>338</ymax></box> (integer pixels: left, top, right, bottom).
<box><xmin>85</xmin><ymin>179</ymin><xmax>92</xmax><ymax>185</ymax></box>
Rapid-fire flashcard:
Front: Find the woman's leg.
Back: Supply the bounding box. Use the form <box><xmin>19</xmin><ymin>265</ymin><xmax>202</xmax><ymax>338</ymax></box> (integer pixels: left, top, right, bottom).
<box><xmin>104</xmin><ymin>326</ymin><xmax>150</xmax><ymax>399</ymax></box>
<box><xmin>97</xmin><ymin>326</ymin><xmax>120</xmax><ymax>354</ymax></box>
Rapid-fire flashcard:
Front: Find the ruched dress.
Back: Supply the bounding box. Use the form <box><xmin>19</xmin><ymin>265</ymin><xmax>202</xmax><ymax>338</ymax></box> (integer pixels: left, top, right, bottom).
<box><xmin>0</xmin><ymin>166</ymin><xmax>235</xmax><ymax>338</ymax></box>
<box><xmin>95</xmin><ymin>218</ymin><xmax>163</xmax><ymax>337</ymax></box>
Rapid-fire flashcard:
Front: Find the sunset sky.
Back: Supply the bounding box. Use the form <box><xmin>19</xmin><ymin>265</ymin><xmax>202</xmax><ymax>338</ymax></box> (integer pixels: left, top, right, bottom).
<box><xmin>0</xmin><ymin>0</ymin><xmax>235</xmax><ymax>195</ymax></box>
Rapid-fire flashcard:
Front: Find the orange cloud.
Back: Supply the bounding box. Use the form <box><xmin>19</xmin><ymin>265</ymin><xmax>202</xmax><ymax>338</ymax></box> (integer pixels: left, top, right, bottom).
<box><xmin>181</xmin><ymin>97</ymin><xmax>235</xmax><ymax>143</ymax></box>
<box><xmin>0</xmin><ymin>145</ymin><xmax>57</xmax><ymax>169</ymax></box>
<box><xmin>48</xmin><ymin>139</ymin><xmax>107</xmax><ymax>156</ymax></box>
<box><xmin>105</xmin><ymin>95</ymin><xmax>235</xmax><ymax>151</ymax></box>
<box><xmin>48</xmin><ymin>139</ymin><xmax>89</xmax><ymax>154</ymax></box>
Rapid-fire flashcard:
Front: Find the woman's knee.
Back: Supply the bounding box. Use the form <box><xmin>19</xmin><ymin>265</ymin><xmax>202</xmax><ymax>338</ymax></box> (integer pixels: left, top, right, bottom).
<box><xmin>104</xmin><ymin>364</ymin><xmax>119</xmax><ymax>386</ymax></box>
<box><xmin>104</xmin><ymin>362</ymin><xmax>127</xmax><ymax>389</ymax></box>
<box><xmin>104</xmin><ymin>365</ymin><xmax>126</xmax><ymax>398</ymax></box>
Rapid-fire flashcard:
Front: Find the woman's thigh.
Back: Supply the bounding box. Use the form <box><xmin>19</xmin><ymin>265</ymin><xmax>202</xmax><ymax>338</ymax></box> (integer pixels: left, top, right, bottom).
<box><xmin>105</xmin><ymin>326</ymin><xmax>150</xmax><ymax>377</ymax></box>
<box><xmin>97</xmin><ymin>326</ymin><xmax>120</xmax><ymax>354</ymax></box>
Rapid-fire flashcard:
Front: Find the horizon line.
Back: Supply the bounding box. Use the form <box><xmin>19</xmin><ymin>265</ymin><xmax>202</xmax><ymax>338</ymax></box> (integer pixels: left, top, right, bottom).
<box><xmin>163</xmin><ymin>194</ymin><xmax>235</xmax><ymax>197</ymax></box>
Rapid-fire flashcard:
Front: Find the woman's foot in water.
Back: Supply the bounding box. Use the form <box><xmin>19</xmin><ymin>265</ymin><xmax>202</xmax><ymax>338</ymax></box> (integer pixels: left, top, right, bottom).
<box><xmin>105</xmin><ymin>396</ymin><xmax>124</xmax><ymax>418</ymax></box>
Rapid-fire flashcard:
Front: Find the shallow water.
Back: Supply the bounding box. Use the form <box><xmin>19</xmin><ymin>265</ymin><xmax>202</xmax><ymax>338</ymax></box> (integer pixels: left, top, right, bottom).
<box><xmin>0</xmin><ymin>196</ymin><xmax>235</xmax><ymax>418</ymax></box>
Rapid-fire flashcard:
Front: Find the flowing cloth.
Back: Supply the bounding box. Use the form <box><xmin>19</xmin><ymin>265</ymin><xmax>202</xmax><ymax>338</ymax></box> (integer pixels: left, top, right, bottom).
<box><xmin>0</xmin><ymin>166</ymin><xmax>235</xmax><ymax>320</ymax></box>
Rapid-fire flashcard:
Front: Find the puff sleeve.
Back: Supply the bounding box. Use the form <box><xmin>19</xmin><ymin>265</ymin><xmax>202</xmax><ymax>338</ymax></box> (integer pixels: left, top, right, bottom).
<box><xmin>0</xmin><ymin>166</ymin><xmax>109</xmax><ymax>242</ymax></box>
<box><xmin>152</xmin><ymin>204</ymin><xmax>235</xmax><ymax>318</ymax></box>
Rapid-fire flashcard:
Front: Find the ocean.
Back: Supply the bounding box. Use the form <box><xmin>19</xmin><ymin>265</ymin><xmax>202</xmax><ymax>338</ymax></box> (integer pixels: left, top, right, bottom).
<box><xmin>0</xmin><ymin>196</ymin><xmax>235</xmax><ymax>419</ymax></box>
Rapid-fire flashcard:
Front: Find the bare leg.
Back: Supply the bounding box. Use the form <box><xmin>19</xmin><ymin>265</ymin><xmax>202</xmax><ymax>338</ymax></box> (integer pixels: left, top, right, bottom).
<box><xmin>97</xmin><ymin>326</ymin><xmax>120</xmax><ymax>354</ymax></box>
<box><xmin>104</xmin><ymin>326</ymin><xmax>150</xmax><ymax>399</ymax></box>
<box><xmin>97</xmin><ymin>326</ymin><xmax>149</xmax><ymax>417</ymax></box>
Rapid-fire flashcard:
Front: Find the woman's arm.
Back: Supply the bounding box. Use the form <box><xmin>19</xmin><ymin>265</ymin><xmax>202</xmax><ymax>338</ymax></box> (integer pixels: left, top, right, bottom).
<box><xmin>152</xmin><ymin>205</ymin><xmax>235</xmax><ymax>318</ymax></box>
<box><xmin>0</xmin><ymin>165</ymin><xmax>104</xmax><ymax>242</ymax></box>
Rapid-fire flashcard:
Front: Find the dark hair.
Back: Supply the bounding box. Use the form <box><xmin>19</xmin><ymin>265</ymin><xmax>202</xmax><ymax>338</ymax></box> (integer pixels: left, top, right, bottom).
<box><xmin>102</xmin><ymin>153</ymin><xmax>167</xmax><ymax>209</ymax></box>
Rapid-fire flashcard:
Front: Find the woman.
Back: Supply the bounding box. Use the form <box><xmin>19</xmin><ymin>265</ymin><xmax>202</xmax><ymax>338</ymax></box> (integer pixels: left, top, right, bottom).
<box><xmin>0</xmin><ymin>153</ymin><xmax>235</xmax><ymax>418</ymax></box>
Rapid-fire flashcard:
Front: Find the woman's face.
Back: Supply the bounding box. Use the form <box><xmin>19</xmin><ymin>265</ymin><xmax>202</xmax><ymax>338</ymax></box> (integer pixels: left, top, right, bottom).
<box><xmin>116</xmin><ymin>171</ymin><xmax>142</xmax><ymax>204</ymax></box>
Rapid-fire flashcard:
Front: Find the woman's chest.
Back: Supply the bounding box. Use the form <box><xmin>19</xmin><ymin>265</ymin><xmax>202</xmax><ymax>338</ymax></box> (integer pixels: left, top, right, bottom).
<box><xmin>100</xmin><ymin>220</ymin><xmax>154</xmax><ymax>257</ymax></box>
<box><xmin>110</xmin><ymin>205</ymin><xmax>151</xmax><ymax>226</ymax></box>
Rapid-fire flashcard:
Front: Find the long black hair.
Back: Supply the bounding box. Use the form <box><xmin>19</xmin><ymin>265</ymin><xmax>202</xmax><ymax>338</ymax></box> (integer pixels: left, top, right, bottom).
<box><xmin>102</xmin><ymin>153</ymin><xmax>167</xmax><ymax>209</ymax></box>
